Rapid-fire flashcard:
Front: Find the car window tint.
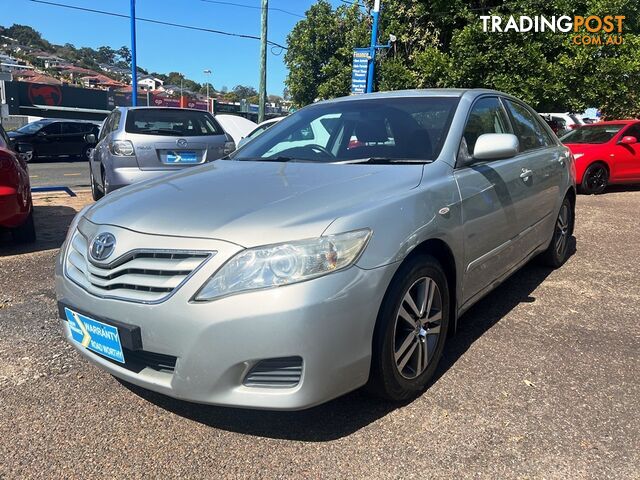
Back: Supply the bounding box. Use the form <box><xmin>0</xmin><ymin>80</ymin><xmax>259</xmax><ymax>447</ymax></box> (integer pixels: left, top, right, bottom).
<box><xmin>623</xmin><ymin>124</ymin><xmax>640</xmax><ymax>139</ymax></box>
<box><xmin>42</xmin><ymin>123</ymin><xmax>61</xmax><ymax>135</ymax></box>
<box><xmin>504</xmin><ymin>100</ymin><xmax>548</xmax><ymax>152</ymax></box>
<box><xmin>62</xmin><ymin>123</ymin><xmax>84</xmax><ymax>134</ymax></box>
<box><xmin>461</xmin><ymin>97</ymin><xmax>512</xmax><ymax>157</ymax></box>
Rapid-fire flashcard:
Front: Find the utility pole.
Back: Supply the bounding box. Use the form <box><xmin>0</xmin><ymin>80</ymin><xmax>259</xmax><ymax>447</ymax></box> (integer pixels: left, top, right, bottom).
<box><xmin>204</xmin><ymin>69</ymin><xmax>212</xmax><ymax>113</ymax></box>
<box><xmin>258</xmin><ymin>0</ymin><xmax>268</xmax><ymax>123</ymax></box>
<box><xmin>366</xmin><ymin>0</ymin><xmax>381</xmax><ymax>94</ymax></box>
<box><xmin>130</xmin><ymin>0</ymin><xmax>138</xmax><ymax>106</ymax></box>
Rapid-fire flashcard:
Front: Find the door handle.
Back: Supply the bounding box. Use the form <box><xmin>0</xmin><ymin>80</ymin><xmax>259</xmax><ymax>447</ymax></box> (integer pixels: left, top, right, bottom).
<box><xmin>520</xmin><ymin>168</ymin><xmax>533</xmax><ymax>179</ymax></box>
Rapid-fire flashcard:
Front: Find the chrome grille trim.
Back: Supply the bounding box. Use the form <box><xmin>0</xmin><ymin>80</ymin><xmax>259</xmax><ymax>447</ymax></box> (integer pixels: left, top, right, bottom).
<box><xmin>64</xmin><ymin>228</ymin><xmax>215</xmax><ymax>304</ymax></box>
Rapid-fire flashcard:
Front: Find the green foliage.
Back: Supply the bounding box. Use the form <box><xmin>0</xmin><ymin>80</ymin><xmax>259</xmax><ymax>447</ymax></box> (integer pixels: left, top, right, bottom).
<box><xmin>285</xmin><ymin>0</ymin><xmax>640</xmax><ymax>117</ymax></box>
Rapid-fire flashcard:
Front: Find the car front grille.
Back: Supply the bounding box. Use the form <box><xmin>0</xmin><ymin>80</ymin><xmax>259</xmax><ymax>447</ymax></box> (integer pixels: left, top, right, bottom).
<box><xmin>243</xmin><ymin>357</ymin><xmax>303</xmax><ymax>388</ymax></box>
<box><xmin>65</xmin><ymin>228</ymin><xmax>213</xmax><ymax>303</ymax></box>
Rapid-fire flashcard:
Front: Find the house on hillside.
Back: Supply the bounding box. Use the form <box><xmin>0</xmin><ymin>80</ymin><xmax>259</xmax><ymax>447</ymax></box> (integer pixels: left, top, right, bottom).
<box><xmin>98</xmin><ymin>63</ymin><xmax>132</xmax><ymax>78</ymax></box>
<box><xmin>138</xmin><ymin>75</ymin><xmax>164</xmax><ymax>91</ymax></box>
<box><xmin>80</xmin><ymin>74</ymin><xmax>126</xmax><ymax>90</ymax></box>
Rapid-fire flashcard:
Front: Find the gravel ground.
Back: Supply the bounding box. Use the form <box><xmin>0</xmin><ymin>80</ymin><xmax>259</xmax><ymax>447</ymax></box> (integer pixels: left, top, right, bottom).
<box><xmin>0</xmin><ymin>189</ymin><xmax>638</xmax><ymax>479</ymax></box>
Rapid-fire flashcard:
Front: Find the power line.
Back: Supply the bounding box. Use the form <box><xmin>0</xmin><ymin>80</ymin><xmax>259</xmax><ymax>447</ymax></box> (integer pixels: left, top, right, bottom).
<box><xmin>28</xmin><ymin>0</ymin><xmax>288</xmax><ymax>49</ymax></box>
<box><xmin>199</xmin><ymin>0</ymin><xmax>304</xmax><ymax>18</ymax></box>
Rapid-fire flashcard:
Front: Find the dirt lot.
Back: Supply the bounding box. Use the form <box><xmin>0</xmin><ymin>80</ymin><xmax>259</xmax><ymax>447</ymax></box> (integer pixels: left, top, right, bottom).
<box><xmin>0</xmin><ymin>189</ymin><xmax>638</xmax><ymax>479</ymax></box>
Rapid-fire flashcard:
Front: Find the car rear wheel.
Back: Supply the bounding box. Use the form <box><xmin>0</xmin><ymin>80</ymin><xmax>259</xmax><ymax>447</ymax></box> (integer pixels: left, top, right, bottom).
<box><xmin>11</xmin><ymin>210</ymin><xmax>36</xmax><ymax>244</ymax></box>
<box><xmin>581</xmin><ymin>163</ymin><xmax>608</xmax><ymax>194</ymax></box>
<box><xmin>90</xmin><ymin>167</ymin><xmax>104</xmax><ymax>201</ymax></box>
<box><xmin>540</xmin><ymin>196</ymin><xmax>573</xmax><ymax>268</ymax></box>
<box><xmin>367</xmin><ymin>254</ymin><xmax>449</xmax><ymax>402</ymax></box>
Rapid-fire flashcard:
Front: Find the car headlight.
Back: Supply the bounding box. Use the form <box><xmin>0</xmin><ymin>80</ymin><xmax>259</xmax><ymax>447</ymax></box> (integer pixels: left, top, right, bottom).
<box><xmin>194</xmin><ymin>229</ymin><xmax>371</xmax><ymax>301</ymax></box>
<box><xmin>573</xmin><ymin>153</ymin><xmax>584</xmax><ymax>160</ymax></box>
<box><xmin>110</xmin><ymin>140</ymin><xmax>135</xmax><ymax>156</ymax></box>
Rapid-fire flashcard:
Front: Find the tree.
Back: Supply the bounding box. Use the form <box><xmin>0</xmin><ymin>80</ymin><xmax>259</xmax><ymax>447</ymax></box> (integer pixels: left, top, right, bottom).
<box><xmin>284</xmin><ymin>1</ymin><xmax>369</xmax><ymax>106</ymax></box>
<box><xmin>232</xmin><ymin>85</ymin><xmax>258</xmax><ymax>99</ymax></box>
<box><xmin>5</xmin><ymin>24</ymin><xmax>53</xmax><ymax>51</ymax></box>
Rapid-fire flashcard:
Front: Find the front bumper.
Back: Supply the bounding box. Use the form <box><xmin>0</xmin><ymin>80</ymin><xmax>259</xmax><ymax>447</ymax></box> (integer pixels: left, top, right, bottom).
<box><xmin>55</xmin><ymin>240</ymin><xmax>397</xmax><ymax>410</ymax></box>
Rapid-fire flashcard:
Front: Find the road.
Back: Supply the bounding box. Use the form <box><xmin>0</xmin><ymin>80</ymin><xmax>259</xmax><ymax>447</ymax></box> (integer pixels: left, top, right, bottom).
<box><xmin>0</xmin><ymin>189</ymin><xmax>638</xmax><ymax>478</ymax></box>
<box><xmin>28</xmin><ymin>160</ymin><xmax>90</xmax><ymax>190</ymax></box>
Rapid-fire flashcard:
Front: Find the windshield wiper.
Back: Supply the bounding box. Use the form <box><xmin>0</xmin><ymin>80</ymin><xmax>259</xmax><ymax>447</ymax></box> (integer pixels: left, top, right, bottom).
<box><xmin>336</xmin><ymin>157</ymin><xmax>433</xmax><ymax>165</ymax></box>
<box><xmin>234</xmin><ymin>156</ymin><xmax>296</xmax><ymax>162</ymax></box>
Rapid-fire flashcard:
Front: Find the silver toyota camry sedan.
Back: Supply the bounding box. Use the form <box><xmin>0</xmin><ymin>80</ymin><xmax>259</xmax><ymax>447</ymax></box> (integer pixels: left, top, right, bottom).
<box><xmin>56</xmin><ymin>89</ymin><xmax>576</xmax><ymax>410</ymax></box>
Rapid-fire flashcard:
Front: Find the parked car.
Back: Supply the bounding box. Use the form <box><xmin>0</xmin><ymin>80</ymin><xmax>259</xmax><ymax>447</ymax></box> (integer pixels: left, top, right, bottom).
<box><xmin>561</xmin><ymin>120</ymin><xmax>640</xmax><ymax>194</ymax></box>
<box><xmin>540</xmin><ymin>114</ymin><xmax>565</xmax><ymax>136</ymax></box>
<box><xmin>89</xmin><ymin>107</ymin><xmax>235</xmax><ymax>200</ymax></box>
<box><xmin>214</xmin><ymin>114</ymin><xmax>257</xmax><ymax>145</ymax></box>
<box><xmin>237</xmin><ymin>117</ymin><xmax>284</xmax><ymax>148</ymax></box>
<box><xmin>0</xmin><ymin>123</ymin><xmax>35</xmax><ymax>243</ymax></box>
<box><xmin>539</xmin><ymin>112</ymin><xmax>584</xmax><ymax>136</ymax></box>
<box><xmin>56</xmin><ymin>89</ymin><xmax>576</xmax><ymax>410</ymax></box>
<box><xmin>7</xmin><ymin>119</ymin><xmax>99</xmax><ymax>162</ymax></box>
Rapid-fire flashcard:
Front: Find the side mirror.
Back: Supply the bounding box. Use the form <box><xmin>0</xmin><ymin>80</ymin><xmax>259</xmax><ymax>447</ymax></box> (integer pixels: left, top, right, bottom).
<box><xmin>619</xmin><ymin>135</ymin><xmax>637</xmax><ymax>145</ymax></box>
<box><xmin>36</xmin><ymin>130</ymin><xmax>47</xmax><ymax>137</ymax></box>
<box><xmin>473</xmin><ymin>133</ymin><xmax>519</xmax><ymax>161</ymax></box>
<box><xmin>85</xmin><ymin>133</ymin><xmax>97</xmax><ymax>144</ymax></box>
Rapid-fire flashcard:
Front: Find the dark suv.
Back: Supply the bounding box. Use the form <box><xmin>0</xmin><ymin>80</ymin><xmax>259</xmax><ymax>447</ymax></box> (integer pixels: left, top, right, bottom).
<box><xmin>8</xmin><ymin>119</ymin><xmax>99</xmax><ymax>161</ymax></box>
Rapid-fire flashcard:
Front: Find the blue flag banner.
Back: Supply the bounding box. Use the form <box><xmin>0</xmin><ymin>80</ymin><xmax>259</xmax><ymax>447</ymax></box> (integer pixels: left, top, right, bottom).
<box><xmin>351</xmin><ymin>48</ymin><xmax>370</xmax><ymax>95</ymax></box>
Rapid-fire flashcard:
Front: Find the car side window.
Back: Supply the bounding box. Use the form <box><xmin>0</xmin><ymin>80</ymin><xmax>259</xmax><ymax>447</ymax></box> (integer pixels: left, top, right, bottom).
<box><xmin>98</xmin><ymin>115</ymin><xmax>111</xmax><ymax>141</ymax></box>
<box><xmin>622</xmin><ymin>124</ymin><xmax>640</xmax><ymax>139</ymax></box>
<box><xmin>110</xmin><ymin>111</ymin><xmax>122</xmax><ymax>133</ymax></box>
<box><xmin>504</xmin><ymin>100</ymin><xmax>550</xmax><ymax>152</ymax></box>
<box><xmin>42</xmin><ymin>123</ymin><xmax>61</xmax><ymax>135</ymax></box>
<box><xmin>459</xmin><ymin>97</ymin><xmax>512</xmax><ymax>160</ymax></box>
<box><xmin>62</xmin><ymin>123</ymin><xmax>84</xmax><ymax>135</ymax></box>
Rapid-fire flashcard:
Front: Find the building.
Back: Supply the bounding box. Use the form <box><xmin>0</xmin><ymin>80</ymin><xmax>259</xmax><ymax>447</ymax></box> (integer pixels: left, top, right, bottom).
<box><xmin>138</xmin><ymin>75</ymin><xmax>164</xmax><ymax>91</ymax></box>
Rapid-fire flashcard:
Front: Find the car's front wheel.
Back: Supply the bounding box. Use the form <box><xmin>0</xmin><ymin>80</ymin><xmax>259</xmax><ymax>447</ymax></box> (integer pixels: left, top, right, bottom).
<box><xmin>581</xmin><ymin>162</ymin><xmax>608</xmax><ymax>194</ymax></box>
<box><xmin>368</xmin><ymin>254</ymin><xmax>450</xmax><ymax>402</ymax></box>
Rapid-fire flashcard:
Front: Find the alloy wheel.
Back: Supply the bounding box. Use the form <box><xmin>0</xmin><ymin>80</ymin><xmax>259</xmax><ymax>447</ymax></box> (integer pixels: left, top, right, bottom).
<box><xmin>586</xmin><ymin>165</ymin><xmax>607</xmax><ymax>191</ymax></box>
<box><xmin>393</xmin><ymin>276</ymin><xmax>443</xmax><ymax>379</ymax></box>
<box><xmin>555</xmin><ymin>203</ymin><xmax>570</xmax><ymax>257</ymax></box>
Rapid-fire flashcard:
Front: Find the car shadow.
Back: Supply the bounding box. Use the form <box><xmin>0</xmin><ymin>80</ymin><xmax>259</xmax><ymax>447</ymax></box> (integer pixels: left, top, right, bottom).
<box><xmin>0</xmin><ymin>204</ymin><xmax>78</xmax><ymax>256</ymax></box>
<box><xmin>119</xmin><ymin>238</ymin><xmax>576</xmax><ymax>442</ymax></box>
<box><xmin>604</xmin><ymin>184</ymin><xmax>640</xmax><ymax>194</ymax></box>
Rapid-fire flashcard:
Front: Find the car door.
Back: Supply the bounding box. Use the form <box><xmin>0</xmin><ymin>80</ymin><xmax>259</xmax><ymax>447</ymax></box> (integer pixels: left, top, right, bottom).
<box><xmin>502</xmin><ymin>98</ymin><xmax>565</xmax><ymax>254</ymax></box>
<box><xmin>454</xmin><ymin>96</ymin><xmax>526</xmax><ymax>304</ymax></box>
<box><xmin>35</xmin><ymin>122</ymin><xmax>62</xmax><ymax>157</ymax></box>
<box><xmin>60</xmin><ymin>122</ymin><xmax>85</xmax><ymax>156</ymax></box>
<box><xmin>612</xmin><ymin>124</ymin><xmax>640</xmax><ymax>181</ymax></box>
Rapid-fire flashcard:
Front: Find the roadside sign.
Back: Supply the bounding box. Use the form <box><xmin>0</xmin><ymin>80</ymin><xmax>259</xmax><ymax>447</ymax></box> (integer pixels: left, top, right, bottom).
<box><xmin>351</xmin><ymin>48</ymin><xmax>369</xmax><ymax>95</ymax></box>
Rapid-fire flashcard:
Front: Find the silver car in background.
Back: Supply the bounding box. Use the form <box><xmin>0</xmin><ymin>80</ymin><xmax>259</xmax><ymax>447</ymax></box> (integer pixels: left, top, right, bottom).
<box><xmin>56</xmin><ymin>89</ymin><xmax>576</xmax><ymax>410</ymax></box>
<box><xmin>89</xmin><ymin>107</ymin><xmax>235</xmax><ymax>200</ymax></box>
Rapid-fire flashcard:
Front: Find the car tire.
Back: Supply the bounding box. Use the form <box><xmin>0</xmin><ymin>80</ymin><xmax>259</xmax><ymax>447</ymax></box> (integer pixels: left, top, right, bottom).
<box><xmin>11</xmin><ymin>209</ymin><xmax>36</xmax><ymax>244</ymax></box>
<box><xmin>90</xmin><ymin>166</ymin><xmax>104</xmax><ymax>201</ymax></box>
<box><xmin>540</xmin><ymin>196</ymin><xmax>573</xmax><ymax>268</ymax></box>
<box><xmin>367</xmin><ymin>254</ymin><xmax>450</xmax><ymax>402</ymax></box>
<box><xmin>80</xmin><ymin>145</ymin><xmax>92</xmax><ymax>161</ymax></box>
<box><xmin>580</xmin><ymin>162</ymin><xmax>608</xmax><ymax>194</ymax></box>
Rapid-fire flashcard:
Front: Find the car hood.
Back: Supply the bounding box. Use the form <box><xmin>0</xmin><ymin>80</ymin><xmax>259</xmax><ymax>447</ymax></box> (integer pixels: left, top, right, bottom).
<box><xmin>7</xmin><ymin>131</ymin><xmax>23</xmax><ymax>139</ymax></box>
<box><xmin>85</xmin><ymin>160</ymin><xmax>424</xmax><ymax>247</ymax></box>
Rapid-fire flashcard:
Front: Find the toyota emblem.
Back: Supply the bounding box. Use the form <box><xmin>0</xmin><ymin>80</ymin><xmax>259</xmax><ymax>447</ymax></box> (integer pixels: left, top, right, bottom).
<box><xmin>176</xmin><ymin>138</ymin><xmax>188</xmax><ymax>148</ymax></box>
<box><xmin>90</xmin><ymin>233</ymin><xmax>116</xmax><ymax>261</ymax></box>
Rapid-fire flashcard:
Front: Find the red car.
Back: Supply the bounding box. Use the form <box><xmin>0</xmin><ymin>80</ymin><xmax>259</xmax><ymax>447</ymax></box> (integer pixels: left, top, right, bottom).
<box><xmin>0</xmin><ymin>124</ymin><xmax>35</xmax><ymax>243</ymax></box>
<box><xmin>561</xmin><ymin>120</ymin><xmax>640</xmax><ymax>194</ymax></box>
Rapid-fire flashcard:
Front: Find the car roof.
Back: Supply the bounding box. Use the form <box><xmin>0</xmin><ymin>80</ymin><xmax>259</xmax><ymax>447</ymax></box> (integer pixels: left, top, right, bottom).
<box><xmin>316</xmin><ymin>88</ymin><xmax>504</xmax><ymax>106</ymax></box>
<box><xmin>580</xmin><ymin>120</ymin><xmax>638</xmax><ymax>127</ymax></box>
<box><xmin>117</xmin><ymin>106</ymin><xmax>210</xmax><ymax>114</ymax></box>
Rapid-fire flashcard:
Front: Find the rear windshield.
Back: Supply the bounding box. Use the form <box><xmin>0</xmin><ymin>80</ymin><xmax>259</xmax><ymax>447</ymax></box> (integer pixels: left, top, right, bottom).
<box><xmin>125</xmin><ymin>109</ymin><xmax>223</xmax><ymax>136</ymax></box>
<box><xmin>561</xmin><ymin>124</ymin><xmax>624</xmax><ymax>144</ymax></box>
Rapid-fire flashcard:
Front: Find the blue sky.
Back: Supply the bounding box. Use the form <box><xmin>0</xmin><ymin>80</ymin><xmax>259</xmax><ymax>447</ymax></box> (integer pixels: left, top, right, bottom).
<box><xmin>4</xmin><ymin>0</ymin><xmax>345</xmax><ymax>96</ymax></box>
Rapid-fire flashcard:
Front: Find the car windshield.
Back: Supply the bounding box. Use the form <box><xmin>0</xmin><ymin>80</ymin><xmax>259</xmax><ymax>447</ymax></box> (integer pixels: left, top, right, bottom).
<box><xmin>16</xmin><ymin>121</ymin><xmax>50</xmax><ymax>134</ymax></box>
<box><xmin>231</xmin><ymin>97</ymin><xmax>459</xmax><ymax>163</ymax></box>
<box><xmin>125</xmin><ymin>109</ymin><xmax>223</xmax><ymax>136</ymax></box>
<box><xmin>561</xmin><ymin>124</ymin><xmax>624</xmax><ymax>144</ymax></box>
